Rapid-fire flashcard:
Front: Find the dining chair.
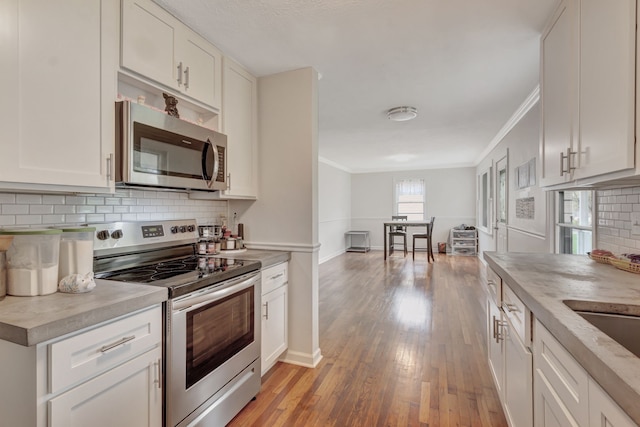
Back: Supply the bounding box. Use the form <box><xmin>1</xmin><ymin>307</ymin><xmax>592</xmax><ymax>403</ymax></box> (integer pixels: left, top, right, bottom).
<box><xmin>389</xmin><ymin>215</ymin><xmax>408</xmax><ymax>257</ymax></box>
<box><xmin>412</xmin><ymin>216</ymin><xmax>435</xmax><ymax>261</ymax></box>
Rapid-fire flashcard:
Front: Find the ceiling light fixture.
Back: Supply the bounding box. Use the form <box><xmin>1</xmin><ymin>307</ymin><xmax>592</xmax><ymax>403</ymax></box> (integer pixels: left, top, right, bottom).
<box><xmin>387</xmin><ymin>106</ymin><xmax>418</xmax><ymax>122</ymax></box>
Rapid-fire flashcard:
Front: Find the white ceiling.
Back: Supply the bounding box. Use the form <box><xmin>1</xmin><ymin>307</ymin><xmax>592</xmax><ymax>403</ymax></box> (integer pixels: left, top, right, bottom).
<box><xmin>154</xmin><ymin>0</ymin><xmax>560</xmax><ymax>173</ymax></box>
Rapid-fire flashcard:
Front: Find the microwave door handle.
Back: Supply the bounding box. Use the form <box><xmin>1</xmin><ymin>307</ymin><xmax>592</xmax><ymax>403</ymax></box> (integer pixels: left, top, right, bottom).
<box><xmin>201</xmin><ymin>140</ymin><xmax>218</xmax><ymax>189</ymax></box>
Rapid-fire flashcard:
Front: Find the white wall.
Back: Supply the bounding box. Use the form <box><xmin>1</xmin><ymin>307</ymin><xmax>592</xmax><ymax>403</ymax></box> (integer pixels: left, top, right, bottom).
<box><xmin>350</xmin><ymin>167</ymin><xmax>477</xmax><ymax>250</ymax></box>
<box><xmin>318</xmin><ymin>161</ymin><xmax>351</xmax><ymax>263</ymax></box>
<box><xmin>232</xmin><ymin>67</ymin><xmax>321</xmax><ymax>369</ymax></box>
<box><xmin>475</xmin><ymin>95</ymin><xmax>552</xmax><ymax>259</ymax></box>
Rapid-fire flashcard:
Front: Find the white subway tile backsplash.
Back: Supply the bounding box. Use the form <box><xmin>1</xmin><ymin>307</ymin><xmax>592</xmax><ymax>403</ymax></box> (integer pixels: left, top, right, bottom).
<box><xmin>597</xmin><ymin>185</ymin><xmax>640</xmax><ymax>254</ymax></box>
<box><xmin>0</xmin><ymin>190</ymin><xmax>227</xmax><ymax>230</ymax></box>
<box><xmin>3</xmin><ymin>205</ymin><xmax>28</xmax><ymax>215</ymax></box>
<box><xmin>30</xmin><ymin>205</ymin><xmax>54</xmax><ymax>215</ymax></box>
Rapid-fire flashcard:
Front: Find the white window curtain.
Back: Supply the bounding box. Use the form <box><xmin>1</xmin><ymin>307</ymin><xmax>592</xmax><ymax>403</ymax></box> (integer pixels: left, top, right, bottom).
<box><xmin>395</xmin><ymin>178</ymin><xmax>425</xmax><ymax>220</ymax></box>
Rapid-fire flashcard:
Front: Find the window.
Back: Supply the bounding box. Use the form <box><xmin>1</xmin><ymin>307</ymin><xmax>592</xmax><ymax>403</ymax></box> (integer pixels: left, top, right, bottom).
<box><xmin>394</xmin><ymin>178</ymin><xmax>425</xmax><ymax>220</ymax></box>
<box><xmin>478</xmin><ymin>166</ymin><xmax>492</xmax><ymax>235</ymax></box>
<box><xmin>556</xmin><ymin>190</ymin><xmax>593</xmax><ymax>254</ymax></box>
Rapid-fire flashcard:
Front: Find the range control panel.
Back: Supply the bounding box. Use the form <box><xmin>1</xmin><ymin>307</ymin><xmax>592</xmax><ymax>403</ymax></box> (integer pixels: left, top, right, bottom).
<box><xmin>90</xmin><ymin>219</ymin><xmax>199</xmax><ymax>254</ymax></box>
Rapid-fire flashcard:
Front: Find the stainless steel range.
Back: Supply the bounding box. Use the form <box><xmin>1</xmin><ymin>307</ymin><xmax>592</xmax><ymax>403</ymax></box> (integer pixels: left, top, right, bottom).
<box><xmin>91</xmin><ymin>219</ymin><xmax>261</xmax><ymax>427</ymax></box>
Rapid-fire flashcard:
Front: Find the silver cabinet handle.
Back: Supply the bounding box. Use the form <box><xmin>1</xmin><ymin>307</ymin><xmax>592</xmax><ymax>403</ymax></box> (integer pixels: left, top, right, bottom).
<box><xmin>502</xmin><ymin>302</ymin><xmax>519</xmax><ymax>313</ymax></box>
<box><xmin>100</xmin><ymin>335</ymin><xmax>135</xmax><ymax>353</ymax></box>
<box><xmin>494</xmin><ymin>318</ymin><xmax>507</xmax><ymax>343</ymax></box>
<box><xmin>106</xmin><ymin>153</ymin><xmax>114</xmax><ymax>182</ymax></box>
<box><xmin>263</xmin><ymin>301</ymin><xmax>269</xmax><ymax>320</ymax></box>
<box><xmin>270</xmin><ymin>272</ymin><xmax>284</xmax><ymax>281</ymax></box>
<box><xmin>154</xmin><ymin>358</ymin><xmax>162</xmax><ymax>389</ymax></box>
<box><xmin>177</xmin><ymin>62</ymin><xmax>183</xmax><ymax>86</ymax></box>
<box><xmin>560</xmin><ymin>147</ymin><xmax>576</xmax><ymax>176</ymax></box>
<box><xmin>184</xmin><ymin>66</ymin><xmax>190</xmax><ymax>89</ymax></box>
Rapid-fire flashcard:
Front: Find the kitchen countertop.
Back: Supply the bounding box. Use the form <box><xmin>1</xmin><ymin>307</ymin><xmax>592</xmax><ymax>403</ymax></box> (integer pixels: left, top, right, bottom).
<box><xmin>484</xmin><ymin>252</ymin><xmax>640</xmax><ymax>424</ymax></box>
<box><xmin>215</xmin><ymin>249</ymin><xmax>291</xmax><ymax>269</ymax></box>
<box><xmin>0</xmin><ymin>279</ymin><xmax>167</xmax><ymax>347</ymax></box>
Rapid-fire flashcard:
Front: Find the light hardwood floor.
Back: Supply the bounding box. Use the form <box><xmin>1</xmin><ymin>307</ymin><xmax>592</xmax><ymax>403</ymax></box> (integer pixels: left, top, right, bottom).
<box><xmin>228</xmin><ymin>251</ymin><xmax>508</xmax><ymax>426</ymax></box>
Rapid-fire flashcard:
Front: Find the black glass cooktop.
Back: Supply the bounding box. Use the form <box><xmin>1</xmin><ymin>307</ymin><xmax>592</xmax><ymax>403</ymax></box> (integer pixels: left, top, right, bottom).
<box><xmin>95</xmin><ymin>255</ymin><xmax>261</xmax><ymax>298</ymax></box>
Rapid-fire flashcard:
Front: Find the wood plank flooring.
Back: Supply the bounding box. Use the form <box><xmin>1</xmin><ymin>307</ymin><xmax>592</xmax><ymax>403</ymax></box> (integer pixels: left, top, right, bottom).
<box><xmin>228</xmin><ymin>252</ymin><xmax>508</xmax><ymax>426</ymax></box>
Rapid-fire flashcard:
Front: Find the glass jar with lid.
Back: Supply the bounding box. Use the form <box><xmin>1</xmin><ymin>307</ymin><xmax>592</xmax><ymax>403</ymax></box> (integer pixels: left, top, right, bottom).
<box><xmin>0</xmin><ymin>228</ymin><xmax>62</xmax><ymax>296</ymax></box>
<box><xmin>58</xmin><ymin>226</ymin><xmax>95</xmax><ymax>281</ymax></box>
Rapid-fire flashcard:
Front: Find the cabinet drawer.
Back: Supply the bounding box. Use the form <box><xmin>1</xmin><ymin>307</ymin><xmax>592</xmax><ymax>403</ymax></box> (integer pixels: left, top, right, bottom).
<box><xmin>49</xmin><ymin>305</ymin><xmax>162</xmax><ymax>394</ymax></box>
<box><xmin>486</xmin><ymin>267</ymin><xmax>502</xmax><ymax>306</ymax></box>
<box><xmin>452</xmin><ymin>230</ymin><xmax>476</xmax><ymax>238</ymax></box>
<box><xmin>533</xmin><ymin>319</ymin><xmax>589</xmax><ymax>427</ymax></box>
<box><xmin>502</xmin><ymin>282</ymin><xmax>530</xmax><ymax>345</ymax></box>
<box><xmin>262</xmin><ymin>262</ymin><xmax>288</xmax><ymax>295</ymax></box>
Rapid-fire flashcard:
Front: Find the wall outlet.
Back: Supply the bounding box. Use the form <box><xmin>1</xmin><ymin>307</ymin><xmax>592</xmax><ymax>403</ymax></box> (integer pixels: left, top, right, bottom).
<box><xmin>632</xmin><ymin>212</ymin><xmax>640</xmax><ymax>235</ymax></box>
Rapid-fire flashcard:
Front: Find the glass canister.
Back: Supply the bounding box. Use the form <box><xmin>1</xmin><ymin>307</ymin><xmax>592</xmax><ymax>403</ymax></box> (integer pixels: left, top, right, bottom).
<box><xmin>58</xmin><ymin>226</ymin><xmax>95</xmax><ymax>281</ymax></box>
<box><xmin>0</xmin><ymin>229</ymin><xmax>62</xmax><ymax>296</ymax></box>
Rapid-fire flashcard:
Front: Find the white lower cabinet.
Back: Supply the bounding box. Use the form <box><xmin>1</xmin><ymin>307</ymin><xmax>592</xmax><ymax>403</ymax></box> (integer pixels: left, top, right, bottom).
<box><xmin>49</xmin><ymin>346</ymin><xmax>162</xmax><ymax>427</ymax></box>
<box><xmin>261</xmin><ymin>262</ymin><xmax>288</xmax><ymax>375</ymax></box>
<box><xmin>504</xmin><ymin>318</ymin><xmax>533</xmax><ymax>427</ymax></box>
<box><xmin>533</xmin><ymin>318</ymin><xmax>635</xmax><ymax>427</ymax></box>
<box><xmin>0</xmin><ymin>304</ymin><xmax>162</xmax><ymax>427</ymax></box>
<box><xmin>486</xmin><ymin>268</ymin><xmax>533</xmax><ymax>427</ymax></box>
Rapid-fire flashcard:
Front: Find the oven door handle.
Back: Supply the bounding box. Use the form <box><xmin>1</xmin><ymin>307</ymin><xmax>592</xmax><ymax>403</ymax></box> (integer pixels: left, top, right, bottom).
<box><xmin>172</xmin><ymin>273</ymin><xmax>258</xmax><ymax>312</ymax></box>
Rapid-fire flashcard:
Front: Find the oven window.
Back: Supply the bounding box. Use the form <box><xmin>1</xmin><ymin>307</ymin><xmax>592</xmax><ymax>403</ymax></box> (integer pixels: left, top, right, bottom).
<box><xmin>186</xmin><ymin>287</ymin><xmax>254</xmax><ymax>388</ymax></box>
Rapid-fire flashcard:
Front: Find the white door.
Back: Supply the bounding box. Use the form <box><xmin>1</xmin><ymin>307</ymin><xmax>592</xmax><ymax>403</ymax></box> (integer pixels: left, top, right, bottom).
<box><xmin>495</xmin><ymin>155</ymin><xmax>508</xmax><ymax>252</ymax></box>
<box><xmin>261</xmin><ymin>284</ymin><xmax>288</xmax><ymax>375</ymax></box>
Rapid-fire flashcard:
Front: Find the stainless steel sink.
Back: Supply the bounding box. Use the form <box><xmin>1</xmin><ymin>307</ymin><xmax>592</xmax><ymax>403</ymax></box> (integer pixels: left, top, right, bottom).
<box><xmin>574</xmin><ymin>311</ymin><xmax>640</xmax><ymax>357</ymax></box>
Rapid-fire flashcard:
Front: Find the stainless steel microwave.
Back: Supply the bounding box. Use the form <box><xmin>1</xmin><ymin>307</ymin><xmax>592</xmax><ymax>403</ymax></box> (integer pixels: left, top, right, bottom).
<box><xmin>115</xmin><ymin>101</ymin><xmax>227</xmax><ymax>192</ymax></box>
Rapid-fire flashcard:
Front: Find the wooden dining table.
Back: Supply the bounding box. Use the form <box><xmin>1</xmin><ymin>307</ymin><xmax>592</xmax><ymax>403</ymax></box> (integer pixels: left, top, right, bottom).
<box><xmin>383</xmin><ymin>220</ymin><xmax>431</xmax><ymax>260</ymax></box>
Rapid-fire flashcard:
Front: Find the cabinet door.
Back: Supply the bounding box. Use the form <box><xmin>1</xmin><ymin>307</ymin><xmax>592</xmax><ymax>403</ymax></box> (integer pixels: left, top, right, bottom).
<box><xmin>261</xmin><ymin>284</ymin><xmax>288</xmax><ymax>375</ymax></box>
<box><xmin>0</xmin><ymin>0</ymin><xmax>117</xmax><ymax>191</ymax></box>
<box><xmin>48</xmin><ymin>347</ymin><xmax>162</xmax><ymax>427</ymax></box>
<box><xmin>504</xmin><ymin>320</ymin><xmax>533</xmax><ymax>427</ymax></box>
<box><xmin>121</xmin><ymin>0</ymin><xmax>179</xmax><ymax>91</ymax></box>
<box><xmin>540</xmin><ymin>0</ymin><xmax>576</xmax><ymax>186</ymax></box>
<box><xmin>588</xmin><ymin>381</ymin><xmax>636</xmax><ymax>427</ymax></box>
<box><xmin>534</xmin><ymin>369</ymin><xmax>581</xmax><ymax>427</ymax></box>
<box><xmin>176</xmin><ymin>28</ymin><xmax>223</xmax><ymax>110</ymax></box>
<box><xmin>487</xmin><ymin>299</ymin><xmax>505</xmax><ymax>398</ymax></box>
<box><xmin>220</xmin><ymin>57</ymin><xmax>259</xmax><ymax>199</ymax></box>
<box><xmin>575</xmin><ymin>0</ymin><xmax>635</xmax><ymax>179</ymax></box>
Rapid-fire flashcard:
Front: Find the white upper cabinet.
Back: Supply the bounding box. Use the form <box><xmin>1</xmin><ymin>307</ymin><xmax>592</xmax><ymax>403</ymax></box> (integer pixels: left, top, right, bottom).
<box><xmin>540</xmin><ymin>0</ymin><xmax>576</xmax><ymax>186</ymax></box>
<box><xmin>121</xmin><ymin>0</ymin><xmax>222</xmax><ymax>110</ymax></box>
<box><xmin>0</xmin><ymin>0</ymin><xmax>118</xmax><ymax>193</ymax></box>
<box><xmin>540</xmin><ymin>0</ymin><xmax>636</xmax><ymax>187</ymax></box>
<box><xmin>219</xmin><ymin>57</ymin><xmax>258</xmax><ymax>199</ymax></box>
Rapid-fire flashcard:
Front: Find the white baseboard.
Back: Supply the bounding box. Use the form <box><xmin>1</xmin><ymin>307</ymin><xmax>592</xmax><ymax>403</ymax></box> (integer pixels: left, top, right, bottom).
<box><xmin>279</xmin><ymin>348</ymin><xmax>323</xmax><ymax>369</ymax></box>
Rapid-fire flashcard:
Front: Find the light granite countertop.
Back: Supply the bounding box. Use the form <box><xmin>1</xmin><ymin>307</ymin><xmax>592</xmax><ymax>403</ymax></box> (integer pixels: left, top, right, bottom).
<box><xmin>214</xmin><ymin>249</ymin><xmax>291</xmax><ymax>269</ymax></box>
<box><xmin>484</xmin><ymin>252</ymin><xmax>640</xmax><ymax>425</ymax></box>
<box><xmin>0</xmin><ymin>279</ymin><xmax>167</xmax><ymax>347</ymax></box>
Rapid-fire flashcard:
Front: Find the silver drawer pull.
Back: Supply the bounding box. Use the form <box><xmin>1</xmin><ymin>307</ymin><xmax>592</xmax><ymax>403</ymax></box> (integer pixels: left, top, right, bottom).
<box><xmin>269</xmin><ymin>272</ymin><xmax>284</xmax><ymax>280</ymax></box>
<box><xmin>100</xmin><ymin>335</ymin><xmax>135</xmax><ymax>353</ymax></box>
<box><xmin>502</xmin><ymin>302</ymin><xmax>519</xmax><ymax>313</ymax></box>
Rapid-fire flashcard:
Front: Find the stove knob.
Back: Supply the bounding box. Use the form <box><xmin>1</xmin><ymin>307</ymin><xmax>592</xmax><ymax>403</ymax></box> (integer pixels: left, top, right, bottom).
<box><xmin>96</xmin><ymin>230</ymin><xmax>110</xmax><ymax>240</ymax></box>
<box><xmin>187</xmin><ymin>225</ymin><xmax>195</xmax><ymax>232</ymax></box>
<box><xmin>179</xmin><ymin>226</ymin><xmax>187</xmax><ymax>233</ymax></box>
<box><xmin>111</xmin><ymin>229</ymin><xmax>123</xmax><ymax>239</ymax></box>
<box><xmin>170</xmin><ymin>226</ymin><xmax>178</xmax><ymax>234</ymax></box>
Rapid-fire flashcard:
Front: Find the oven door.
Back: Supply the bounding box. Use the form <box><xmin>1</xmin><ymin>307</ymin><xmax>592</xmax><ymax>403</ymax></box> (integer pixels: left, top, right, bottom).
<box><xmin>167</xmin><ymin>272</ymin><xmax>261</xmax><ymax>427</ymax></box>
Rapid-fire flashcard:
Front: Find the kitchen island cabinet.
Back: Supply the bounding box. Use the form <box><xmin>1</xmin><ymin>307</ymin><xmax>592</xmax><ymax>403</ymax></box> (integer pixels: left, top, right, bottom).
<box><xmin>540</xmin><ymin>0</ymin><xmax>636</xmax><ymax>187</ymax></box>
<box><xmin>121</xmin><ymin>0</ymin><xmax>223</xmax><ymax>110</ymax></box>
<box><xmin>0</xmin><ymin>0</ymin><xmax>118</xmax><ymax>194</ymax></box>
<box><xmin>484</xmin><ymin>252</ymin><xmax>640</xmax><ymax>426</ymax></box>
